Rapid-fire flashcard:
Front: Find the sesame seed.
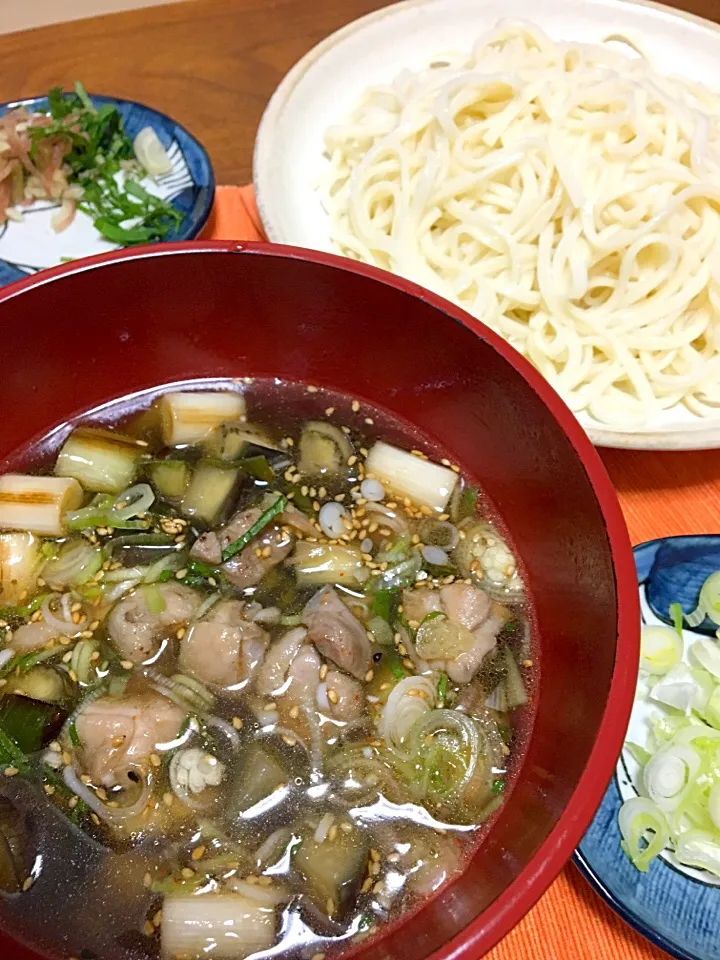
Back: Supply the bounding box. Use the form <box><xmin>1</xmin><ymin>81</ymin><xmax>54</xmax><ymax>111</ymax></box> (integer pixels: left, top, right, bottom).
<box><xmin>68</xmin><ymin>669</ymin><xmax>78</xmax><ymax>682</ymax></box>
<box><xmin>175</xmin><ymin>569</ymin><xmax>188</xmax><ymax>580</ymax></box>
<box><xmin>257</xmin><ymin>875</ymin><xmax>273</xmax><ymax>887</ymax></box>
<box><xmin>319</xmin><ymin>663</ymin><xmax>328</xmax><ymax>681</ymax></box>
<box><xmin>69</xmin><ymin>796</ymin><xmax>78</xmax><ymax>809</ymax></box>
<box><xmin>3</xmin><ymin>767</ymin><xmax>18</xmax><ymax>777</ymax></box>
<box><xmin>282</xmin><ymin>735</ymin><xmax>297</xmax><ymax>747</ymax></box>
<box><xmin>62</xmin><ymin>652</ymin><xmax>73</xmax><ymax>664</ymax></box>
<box><xmin>63</xmin><ymin>751</ymin><xmax>72</xmax><ymax>765</ymax></box>
<box><xmin>181</xmin><ymin>867</ymin><xmax>195</xmax><ymax>879</ymax></box>
<box><xmin>326</xmin><ymin>897</ymin><xmax>336</xmax><ymax>915</ymax></box>
<box><xmin>325</xmin><ymin>407</ymin><xmax>335</xmax><ymax>416</ymax></box>
<box><xmin>373</xmin><ymin>880</ymin><xmax>385</xmax><ymax>894</ymax></box>
<box><xmin>22</xmin><ymin>877</ymin><xmax>33</xmax><ymax>892</ymax></box>
<box><xmin>264</xmin><ymin>701</ymin><xmax>276</xmax><ymax>711</ymax></box>
<box><xmin>143</xmin><ymin>920</ymin><xmax>155</xmax><ymax>937</ymax></box>
<box><xmin>328</xmin><ymin>824</ymin><xmax>338</xmax><ymax>841</ymax></box>
<box><xmin>286</xmin><ymin>437</ymin><xmax>295</xmax><ymax>447</ymax></box>
<box><xmin>340</xmin><ymin>822</ymin><xmax>352</xmax><ymax>833</ymax></box>
<box><xmin>143</xmin><ymin>872</ymin><xmax>152</xmax><ymax>888</ymax></box>
<box><xmin>351</xmin><ymin>400</ymin><xmax>360</xmax><ymax>412</ymax></box>
<box><xmin>370</xmin><ymin>848</ymin><xmax>381</xmax><ymax>862</ymax></box>
<box><xmin>191</xmin><ymin>845</ymin><xmax>207</xmax><ymax>861</ymax></box>
<box><xmin>120</xmin><ymin>660</ymin><xmax>133</xmax><ymax>670</ymax></box>
<box><xmin>150</xmin><ymin>753</ymin><xmax>162</xmax><ymax>767</ymax></box>
<box><xmin>91</xmin><ymin>813</ymin><xmax>101</xmax><ymax>826</ymax></box>
<box><xmin>163</xmin><ymin>792</ymin><xmax>174</xmax><ymax>807</ymax></box>
<box><xmin>387</xmin><ymin>852</ymin><xmax>400</xmax><ymax>863</ymax></box>
<box><xmin>347</xmin><ymin>455</ymin><xmax>357</xmax><ymax>466</ymax></box>
<box><xmin>306</xmin><ymin>385</ymin><xmax>319</xmax><ymax>393</ymax></box>
<box><xmin>311</xmin><ymin>953</ymin><xmax>326</xmax><ymax>960</ymax></box>
<box><xmin>364</xmin><ymin>417</ymin><xmax>374</xmax><ymax>425</ymax></box>
<box><xmin>232</xmin><ymin>716</ymin><xmax>243</xmax><ymax>730</ymax></box>
<box><xmin>176</xmin><ymin>627</ymin><xmax>186</xmax><ymax>640</ymax></box>
<box><xmin>523</xmin><ymin>659</ymin><xmax>534</xmax><ymax>668</ymax></box>
<box><xmin>361</xmin><ymin>877</ymin><xmax>373</xmax><ymax>893</ymax></box>
<box><xmin>371</xmin><ymin>861</ymin><xmax>381</xmax><ymax>876</ymax></box>
<box><xmin>289</xmin><ymin>705</ymin><xmax>299</xmax><ymax>719</ymax></box>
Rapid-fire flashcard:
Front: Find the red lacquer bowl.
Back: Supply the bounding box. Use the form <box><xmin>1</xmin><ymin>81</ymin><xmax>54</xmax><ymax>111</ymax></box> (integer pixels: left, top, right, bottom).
<box><xmin>0</xmin><ymin>242</ymin><xmax>638</xmax><ymax>960</ymax></box>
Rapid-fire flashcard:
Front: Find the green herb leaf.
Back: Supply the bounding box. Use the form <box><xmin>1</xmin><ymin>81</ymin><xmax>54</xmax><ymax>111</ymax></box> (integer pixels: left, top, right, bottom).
<box><xmin>68</xmin><ymin>720</ymin><xmax>81</xmax><ymax>747</ymax></box>
<box><xmin>492</xmin><ymin>778</ymin><xmax>505</xmax><ymax>795</ymax></box>
<box><xmin>222</xmin><ymin>494</ymin><xmax>288</xmax><ymax>561</ymax></box>
<box><xmin>437</xmin><ymin>673</ymin><xmax>449</xmax><ymax>701</ymax></box>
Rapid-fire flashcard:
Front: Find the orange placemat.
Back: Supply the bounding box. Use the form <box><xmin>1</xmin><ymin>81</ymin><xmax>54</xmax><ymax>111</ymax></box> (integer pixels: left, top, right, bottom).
<box><xmin>202</xmin><ymin>185</ymin><xmax>720</xmax><ymax>960</ymax></box>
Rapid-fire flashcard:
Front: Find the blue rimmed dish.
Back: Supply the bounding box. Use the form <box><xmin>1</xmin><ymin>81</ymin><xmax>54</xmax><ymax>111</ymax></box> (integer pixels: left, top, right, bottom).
<box><xmin>575</xmin><ymin>534</ymin><xmax>720</xmax><ymax>960</ymax></box>
<box><xmin>0</xmin><ymin>93</ymin><xmax>214</xmax><ymax>286</ymax></box>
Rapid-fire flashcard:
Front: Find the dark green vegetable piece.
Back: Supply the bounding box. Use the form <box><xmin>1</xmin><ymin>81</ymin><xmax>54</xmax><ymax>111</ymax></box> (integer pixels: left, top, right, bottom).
<box><xmin>239</xmin><ymin>456</ymin><xmax>275</xmax><ymax>484</ymax></box>
<box><xmin>370</xmin><ymin>588</ymin><xmax>397</xmax><ymax>623</ymax></box>
<box><xmin>437</xmin><ymin>673</ymin><xmax>449</xmax><ymax>701</ymax></box>
<box><xmin>492</xmin><ymin>778</ymin><xmax>505</xmax><ymax>795</ymax></box>
<box><xmin>0</xmin><ymin>695</ymin><xmax>67</xmax><ymax>754</ymax></box>
<box><xmin>221</xmin><ymin>494</ymin><xmax>288</xmax><ymax>561</ymax></box>
<box><xmin>458</xmin><ymin>485</ymin><xmax>479</xmax><ymax>520</ymax></box>
<box><xmin>30</xmin><ymin>84</ymin><xmax>182</xmax><ymax>245</ymax></box>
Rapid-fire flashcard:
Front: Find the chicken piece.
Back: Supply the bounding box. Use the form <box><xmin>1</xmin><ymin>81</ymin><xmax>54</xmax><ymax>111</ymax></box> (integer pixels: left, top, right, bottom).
<box><xmin>179</xmin><ymin>599</ymin><xmax>269</xmax><ymax>689</ymax></box>
<box><xmin>439</xmin><ymin>582</ymin><xmax>491</xmax><ymax>631</ymax></box>
<box><xmin>223</xmin><ymin>526</ymin><xmax>293</xmax><ymax>589</ymax></box>
<box><xmin>402</xmin><ymin>587</ymin><xmax>442</xmax><ymax>626</ymax></box>
<box><xmin>106</xmin><ymin>583</ymin><xmax>202</xmax><ymax>663</ymax></box>
<box><xmin>322</xmin><ymin>669</ymin><xmax>364</xmax><ymax>721</ymax></box>
<box><xmin>190</xmin><ymin>507</ymin><xmax>294</xmax><ymax>589</ymax></box>
<box><xmin>303</xmin><ymin>587</ymin><xmax>371</xmax><ymax>680</ymax></box>
<box><xmin>256</xmin><ymin>628</ymin><xmax>308</xmax><ymax>698</ymax></box>
<box><xmin>74</xmin><ymin>690</ymin><xmax>184</xmax><ymax>785</ymax></box>
<box><xmin>446</xmin><ymin>606</ymin><xmax>508</xmax><ymax>685</ymax></box>
<box><xmin>9</xmin><ymin>621</ymin><xmax>60</xmax><ymax>652</ymax></box>
<box><xmin>287</xmin><ymin>644</ymin><xmax>321</xmax><ymax>703</ymax></box>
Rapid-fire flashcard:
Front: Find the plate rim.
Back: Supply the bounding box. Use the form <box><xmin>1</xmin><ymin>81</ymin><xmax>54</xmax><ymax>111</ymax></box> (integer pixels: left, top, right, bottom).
<box><xmin>573</xmin><ymin>533</ymin><xmax>720</xmax><ymax>960</ymax></box>
<box><xmin>253</xmin><ymin>0</ymin><xmax>720</xmax><ymax>452</ymax></box>
<box><xmin>0</xmin><ymin>90</ymin><xmax>215</xmax><ymax>244</ymax></box>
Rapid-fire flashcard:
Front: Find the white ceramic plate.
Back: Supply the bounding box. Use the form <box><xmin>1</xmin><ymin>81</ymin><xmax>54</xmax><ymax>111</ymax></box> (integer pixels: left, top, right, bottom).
<box><xmin>254</xmin><ymin>0</ymin><xmax>720</xmax><ymax>451</ymax></box>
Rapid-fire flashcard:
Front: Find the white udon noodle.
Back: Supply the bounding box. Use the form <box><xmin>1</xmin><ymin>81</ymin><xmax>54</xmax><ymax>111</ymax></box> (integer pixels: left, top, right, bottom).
<box><xmin>319</xmin><ymin>21</ymin><xmax>720</xmax><ymax>427</ymax></box>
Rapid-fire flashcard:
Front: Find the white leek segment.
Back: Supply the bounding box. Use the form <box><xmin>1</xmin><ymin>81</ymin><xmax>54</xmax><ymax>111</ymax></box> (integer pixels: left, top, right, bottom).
<box><xmin>640</xmin><ymin>624</ymin><xmax>683</xmax><ymax>675</ymax></box>
<box><xmin>0</xmin><ymin>474</ymin><xmax>82</xmax><ymax>536</ymax></box>
<box><xmin>161</xmin><ymin>894</ymin><xmax>276</xmax><ymax>959</ymax></box>
<box><xmin>158</xmin><ymin>392</ymin><xmax>246</xmax><ymax>447</ymax></box>
<box><xmin>686</xmin><ymin>572</ymin><xmax>720</xmax><ymax>628</ymax></box>
<box><xmin>675</xmin><ymin>830</ymin><xmax>720</xmax><ymax>878</ymax></box>
<box><xmin>649</xmin><ymin>664</ymin><xmax>698</xmax><ymax>713</ymax></box>
<box><xmin>643</xmin><ymin>744</ymin><xmax>700</xmax><ymax>811</ymax></box>
<box><xmin>365</xmin><ymin>441</ymin><xmax>459</xmax><ymax>512</ymax></box>
<box><xmin>618</xmin><ymin>797</ymin><xmax>669</xmax><ymax>872</ymax></box>
<box><xmin>0</xmin><ymin>532</ymin><xmax>40</xmax><ymax>604</ymax></box>
<box><xmin>55</xmin><ymin>428</ymin><xmax>145</xmax><ymax>493</ymax></box>
<box><xmin>691</xmin><ymin>637</ymin><xmax>720</xmax><ymax>680</ymax></box>
<box><xmin>133</xmin><ymin>126</ymin><xmax>173</xmax><ymax>176</ymax></box>
<box><xmin>380</xmin><ymin>675</ymin><xmax>436</xmax><ymax>749</ymax></box>
<box><xmin>290</xmin><ymin>542</ymin><xmax>368</xmax><ymax>586</ymax></box>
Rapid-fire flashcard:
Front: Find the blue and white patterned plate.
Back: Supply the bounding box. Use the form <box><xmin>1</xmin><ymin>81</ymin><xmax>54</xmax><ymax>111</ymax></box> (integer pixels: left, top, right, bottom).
<box><xmin>0</xmin><ymin>93</ymin><xmax>215</xmax><ymax>286</ymax></box>
<box><xmin>575</xmin><ymin>534</ymin><xmax>720</xmax><ymax>960</ymax></box>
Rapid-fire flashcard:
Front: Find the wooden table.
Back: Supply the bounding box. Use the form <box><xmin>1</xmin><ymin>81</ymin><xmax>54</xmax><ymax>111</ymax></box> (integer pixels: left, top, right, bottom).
<box><xmin>0</xmin><ymin>0</ymin><xmax>718</xmax><ymax>187</ymax></box>
<box><xmin>2</xmin><ymin>3</ymin><xmax>720</xmax><ymax>960</ymax></box>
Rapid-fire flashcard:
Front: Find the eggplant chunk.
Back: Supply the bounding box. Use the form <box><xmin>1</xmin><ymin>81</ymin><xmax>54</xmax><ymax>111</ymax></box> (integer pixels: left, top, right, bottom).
<box><xmin>294</xmin><ymin>827</ymin><xmax>368</xmax><ymax>917</ymax></box>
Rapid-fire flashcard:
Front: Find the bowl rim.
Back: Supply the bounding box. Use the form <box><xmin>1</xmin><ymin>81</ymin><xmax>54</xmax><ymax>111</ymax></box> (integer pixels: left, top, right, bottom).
<box><xmin>0</xmin><ymin>240</ymin><xmax>640</xmax><ymax>959</ymax></box>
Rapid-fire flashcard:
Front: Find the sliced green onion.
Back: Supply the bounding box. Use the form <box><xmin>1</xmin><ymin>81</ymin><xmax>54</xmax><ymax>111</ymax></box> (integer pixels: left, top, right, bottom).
<box><xmin>0</xmin><ymin>727</ymin><xmax>28</xmax><ymax>770</ymax></box>
<box><xmin>221</xmin><ymin>494</ymin><xmax>288</xmax><ymax>561</ymax></box>
<box><xmin>141</xmin><ymin>583</ymin><xmax>166</xmax><ymax>615</ymax></box>
<box><xmin>43</xmin><ymin>539</ymin><xmax>103</xmax><ymax>587</ymax></box>
<box><xmin>618</xmin><ymin>797</ymin><xmax>669</xmax><ymax>872</ymax></box>
<box><xmin>370</xmin><ymin>588</ymin><xmax>397</xmax><ymax>622</ymax></box>
<box><xmin>640</xmin><ymin>624</ymin><xmax>683</xmax><ymax>675</ymax></box>
<box><xmin>68</xmin><ymin>719</ymin><xmax>81</xmax><ymax>747</ymax></box>
<box><xmin>670</xmin><ymin>602</ymin><xmax>684</xmax><ymax>639</ymax></box>
<box><xmin>437</xmin><ymin>673</ymin><xmax>449</xmax><ymax>701</ymax></box>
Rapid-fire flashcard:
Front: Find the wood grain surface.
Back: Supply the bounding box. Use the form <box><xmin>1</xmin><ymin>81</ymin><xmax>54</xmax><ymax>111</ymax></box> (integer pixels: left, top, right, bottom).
<box><xmin>0</xmin><ymin>0</ymin><xmax>718</xmax><ymax>186</ymax></box>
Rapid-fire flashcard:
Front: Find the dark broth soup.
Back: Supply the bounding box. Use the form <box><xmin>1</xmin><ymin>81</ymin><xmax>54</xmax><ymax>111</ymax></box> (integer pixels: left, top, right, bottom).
<box><xmin>0</xmin><ymin>380</ymin><xmax>534</xmax><ymax>960</ymax></box>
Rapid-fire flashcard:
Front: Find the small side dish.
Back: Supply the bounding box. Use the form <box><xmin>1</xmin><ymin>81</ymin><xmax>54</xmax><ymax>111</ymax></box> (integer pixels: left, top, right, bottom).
<box><xmin>620</xmin><ymin>569</ymin><xmax>720</xmax><ymax>876</ymax></box>
<box><xmin>0</xmin><ymin>82</ymin><xmax>181</xmax><ymax>245</ymax></box>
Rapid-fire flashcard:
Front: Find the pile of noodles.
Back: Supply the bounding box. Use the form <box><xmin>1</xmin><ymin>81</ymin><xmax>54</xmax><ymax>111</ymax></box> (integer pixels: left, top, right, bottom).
<box><xmin>319</xmin><ymin>22</ymin><xmax>720</xmax><ymax>427</ymax></box>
